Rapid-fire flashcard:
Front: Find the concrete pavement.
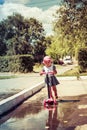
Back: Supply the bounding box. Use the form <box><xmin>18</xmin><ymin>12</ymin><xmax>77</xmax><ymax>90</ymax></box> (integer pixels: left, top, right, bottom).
<box><xmin>58</xmin><ymin>77</ymin><xmax>87</xmax><ymax>97</ymax></box>
<box><xmin>0</xmin><ymin>81</ymin><xmax>45</xmax><ymax>116</ymax></box>
<box><xmin>0</xmin><ymin>74</ymin><xmax>87</xmax><ymax>116</ymax></box>
<box><xmin>0</xmin><ymin>64</ymin><xmax>76</xmax><ymax>94</ymax></box>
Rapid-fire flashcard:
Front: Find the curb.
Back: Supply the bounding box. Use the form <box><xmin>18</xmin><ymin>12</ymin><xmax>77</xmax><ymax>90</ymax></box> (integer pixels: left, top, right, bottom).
<box><xmin>58</xmin><ymin>76</ymin><xmax>87</xmax><ymax>80</ymax></box>
<box><xmin>0</xmin><ymin>81</ymin><xmax>45</xmax><ymax>116</ymax></box>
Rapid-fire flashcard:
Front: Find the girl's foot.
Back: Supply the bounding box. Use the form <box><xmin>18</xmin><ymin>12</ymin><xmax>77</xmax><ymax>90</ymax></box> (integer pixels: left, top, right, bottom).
<box><xmin>54</xmin><ymin>100</ymin><xmax>57</xmax><ymax>104</ymax></box>
<box><xmin>55</xmin><ymin>96</ymin><xmax>58</xmax><ymax>100</ymax></box>
<box><xmin>56</xmin><ymin>96</ymin><xmax>62</xmax><ymax>101</ymax></box>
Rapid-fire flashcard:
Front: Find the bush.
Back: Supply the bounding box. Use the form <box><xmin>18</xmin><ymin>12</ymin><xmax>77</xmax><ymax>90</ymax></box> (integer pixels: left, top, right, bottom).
<box><xmin>0</xmin><ymin>56</ymin><xmax>9</xmax><ymax>72</ymax></box>
<box><xmin>0</xmin><ymin>55</ymin><xmax>34</xmax><ymax>73</ymax></box>
<box><xmin>78</xmin><ymin>48</ymin><xmax>87</xmax><ymax>72</ymax></box>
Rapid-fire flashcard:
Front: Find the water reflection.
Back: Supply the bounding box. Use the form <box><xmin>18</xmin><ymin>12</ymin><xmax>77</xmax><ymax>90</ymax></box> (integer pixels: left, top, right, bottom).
<box><xmin>45</xmin><ymin>106</ymin><xmax>60</xmax><ymax>130</ymax></box>
<box><xmin>45</xmin><ymin>105</ymin><xmax>76</xmax><ymax>130</ymax></box>
<box><xmin>12</xmin><ymin>100</ymin><xmax>43</xmax><ymax>119</ymax></box>
<box><xmin>0</xmin><ymin>95</ymin><xmax>87</xmax><ymax>130</ymax></box>
<box><xmin>0</xmin><ymin>100</ymin><xmax>43</xmax><ymax>125</ymax></box>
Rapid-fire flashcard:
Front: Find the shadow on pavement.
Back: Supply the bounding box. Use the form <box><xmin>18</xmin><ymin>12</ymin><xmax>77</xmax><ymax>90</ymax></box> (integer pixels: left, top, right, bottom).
<box><xmin>58</xmin><ymin>99</ymin><xmax>80</xmax><ymax>103</ymax></box>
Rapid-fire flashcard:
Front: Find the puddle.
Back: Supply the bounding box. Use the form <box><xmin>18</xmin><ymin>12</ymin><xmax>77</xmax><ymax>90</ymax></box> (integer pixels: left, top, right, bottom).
<box><xmin>0</xmin><ymin>102</ymin><xmax>75</xmax><ymax>130</ymax></box>
<box><xmin>0</xmin><ymin>91</ymin><xmax>87</xmax><ymax>130</ymax></box>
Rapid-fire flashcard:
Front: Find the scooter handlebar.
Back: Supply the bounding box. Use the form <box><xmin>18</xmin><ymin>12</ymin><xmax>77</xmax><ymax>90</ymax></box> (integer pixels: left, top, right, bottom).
<box><xmin>40</xmin><ymin>71</ymin><xmax>54</xmax><ymax>75</ymax></box>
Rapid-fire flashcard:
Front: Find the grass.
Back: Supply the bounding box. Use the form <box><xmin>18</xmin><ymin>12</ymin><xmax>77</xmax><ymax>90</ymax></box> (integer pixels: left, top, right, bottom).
<box><xmin>58</xmin><ymin>66</ymin><xmax>87</xmax><ymax>77</ymax></box>
<box><xmin>58</xmin><ymin>67</ymin><xmax>79</xmax><ymax>76</ymax></box>
<box><xmin>0</xmin><ymin>75</ymin><xmax>18</xmax><ymax>80</ymax></box>
<box><xmin>33</xmin><ymin>63</ymin><xmax>43</xmax><ymax>72</ymax></box>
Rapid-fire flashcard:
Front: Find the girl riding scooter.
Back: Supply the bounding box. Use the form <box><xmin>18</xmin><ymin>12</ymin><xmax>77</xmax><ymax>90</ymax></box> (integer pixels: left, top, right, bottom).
<box><xmin>40</xmin><ymin>56</ymin><xmax>60</xmax><ymax>105</ymax></box>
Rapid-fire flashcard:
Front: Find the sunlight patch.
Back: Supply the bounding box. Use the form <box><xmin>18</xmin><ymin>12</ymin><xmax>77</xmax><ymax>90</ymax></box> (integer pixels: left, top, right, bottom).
<box><xmin>78</xmin><ymin>105</ymin><xmax>87</xmax><ymax>109</ymax></box>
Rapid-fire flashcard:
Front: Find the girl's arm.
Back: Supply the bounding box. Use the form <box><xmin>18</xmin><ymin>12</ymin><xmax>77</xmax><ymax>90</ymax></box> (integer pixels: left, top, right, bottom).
<box><xmin>52</xmin><ymin>65</ymin><xmax>57</xmax><ymax>74</ymax></box>
<box><xmin>40</xmin><ymin>71</ymin><xmax>45</xmax><ymax>75</ymax></box>
<box><xmin>40</xmin><ymin>67</ymin><xmax>45</xmax><ymax>75</ymax></box>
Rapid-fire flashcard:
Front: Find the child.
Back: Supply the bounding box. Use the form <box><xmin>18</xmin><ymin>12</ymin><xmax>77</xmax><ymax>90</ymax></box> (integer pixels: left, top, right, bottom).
<box><xmin>40</xmin><ymin>56</ymin><xmax>60</xmax><ymax>100</ymax></box>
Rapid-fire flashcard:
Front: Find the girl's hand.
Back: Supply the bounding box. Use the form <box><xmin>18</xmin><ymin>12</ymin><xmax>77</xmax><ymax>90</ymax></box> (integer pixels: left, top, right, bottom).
<box><xmin>40</xmin><ymin>72</ymin><xmax>43</xmax><ymax>75</ymax></box>
<box><xmin>40</xmin><ymin>71</ymin><xmax>46</xmax><ymax>75</ymax></box>
<box><xmin>48</xmin><ymin>71</ymin><xmax>54</xmax><ymax>75</ymax></box>
<box><xmin>49</xmin><ymin>70</ymin><xmax>57</xmax><ymax>75</ymax></box>
<box><xmin>40</xmin><ymin>71</ymin><xmax>56</xmax><ymax>75</ymax></box>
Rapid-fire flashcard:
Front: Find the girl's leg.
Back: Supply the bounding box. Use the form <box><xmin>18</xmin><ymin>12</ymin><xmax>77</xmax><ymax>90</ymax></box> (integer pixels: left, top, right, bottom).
<box><xmin>52</xmin><ymin>86</ymin><xmax>58</xmax><ymax>99</ymax></box>
<box><xmin>49</xmin><ymin>87</ymin><xmax>54</xmax><ymax>99</ymax></box>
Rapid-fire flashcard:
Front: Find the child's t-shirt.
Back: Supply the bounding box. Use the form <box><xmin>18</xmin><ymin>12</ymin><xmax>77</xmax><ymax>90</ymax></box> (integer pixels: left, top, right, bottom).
<box><xmin>43</xmin><ymin>64</ymin><xmax>56</xmax><ymax>74</ymax></box>
<box><xmin>42</xmin><ymin>64</ymin><xmax>59</xmax><ymax>86</ymax></box>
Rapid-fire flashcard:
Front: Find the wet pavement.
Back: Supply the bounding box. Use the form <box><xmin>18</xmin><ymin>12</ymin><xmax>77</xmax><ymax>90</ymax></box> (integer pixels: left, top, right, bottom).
<box><xmin>0</xmin><ymin>87</ymin><xmax>87</xmax><ymax>130</ymax></box>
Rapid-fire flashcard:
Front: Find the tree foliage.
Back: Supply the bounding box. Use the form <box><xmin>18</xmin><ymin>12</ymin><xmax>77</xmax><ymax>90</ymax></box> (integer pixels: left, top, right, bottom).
<box><xmin>0</xmin><ymin>13</ymin><xmax>49</xmax><ymax>72</ymax></box>
<box><xmin>78</xmin><ymin>48</ymin><xmax>87</xmax><ymax>72</ymax></box>
<box><xmin>0</xmin><ymin>13</ymin><xmax>47</xmax><ymax>62</ymax></box>
<box><xmin>52</xmin><ymin>0</ymin><xmax>87</xmax><ymax>58</ymax></box>
<box><xmin>46</xmin><ymin>36</ymin><xmax>63</xmax><ymax>62</ymax></box>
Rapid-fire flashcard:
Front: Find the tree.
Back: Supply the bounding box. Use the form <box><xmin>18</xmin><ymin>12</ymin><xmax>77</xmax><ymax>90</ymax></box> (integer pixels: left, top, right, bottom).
<box><xmin>52</xmin><ymin>0</ymin><xmax>87</xmax><ymax>58</ymax></box>
<box><xmin>0</xmin><ymin>13</ymin><xmax>47</xmax><ymax>62</ymax></box>
<box><xmin>46</xmin><ymin>36</ymin><xmax>62</xmax><ymax>62</ymax></box>
<box><xmin>0</xmin><ymin>22</ymin><xmax>7</xmax><ymax>55</ymax></box>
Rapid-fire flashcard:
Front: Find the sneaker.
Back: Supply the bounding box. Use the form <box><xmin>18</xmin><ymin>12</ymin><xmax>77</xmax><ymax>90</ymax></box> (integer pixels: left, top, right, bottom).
<box><xmin>56</xmin><ymin>96</ymin><xmax>58</xmax><ymax>100</ymax></box>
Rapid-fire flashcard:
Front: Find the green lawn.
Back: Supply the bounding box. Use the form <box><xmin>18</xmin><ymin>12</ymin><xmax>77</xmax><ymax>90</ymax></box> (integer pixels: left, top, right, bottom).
<box><xmin>58</xmin><ymin>66</ymin><xmax>87</xmax><ymax>77</ymax></box>
<box><xmin>0</xmin><ymin>75</ymin><xmax>17</xmax><ymax>80</ymax></box>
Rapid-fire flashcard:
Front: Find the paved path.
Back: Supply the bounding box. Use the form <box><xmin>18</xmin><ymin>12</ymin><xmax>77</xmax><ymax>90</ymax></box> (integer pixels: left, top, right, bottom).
<box><xmin>0</xmin><ymin>78</ymin><xmax>87</xmax><ymax>130</ymax></box>
<box><xmin>0</xmin><ymin>64</ymin><xmax>86</xmax><ymax>100</ymax></box>
<box><xmin>58</xmin><ymin>78</ymin><xmax>87</xmax><ymax>97</ymax></box>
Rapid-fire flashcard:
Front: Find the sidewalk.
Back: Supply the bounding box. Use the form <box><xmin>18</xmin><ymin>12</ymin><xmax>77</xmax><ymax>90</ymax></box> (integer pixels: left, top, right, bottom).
<box><xmin>0</xmin><ymin>64</ymin><xmax>77</xmax><ymax>97</ymax></box>
<box><xmin>58</xmin><ymin>77</ymin><xmax>87</xmax><ymax>97</ymax></box>
<box><xmin>0</xmin><ymin>74</ymin><xmax>87</xmax><ymax>116</ymax></box>
<box><xmin>0</xmin><ymin>73</ymin><xmax>87</xmax><ymax>100</ymax></box>
<box><xmin>34</xmin><ymin>77</ymin><xmax>87</xmax><ymax>99</ymax></box>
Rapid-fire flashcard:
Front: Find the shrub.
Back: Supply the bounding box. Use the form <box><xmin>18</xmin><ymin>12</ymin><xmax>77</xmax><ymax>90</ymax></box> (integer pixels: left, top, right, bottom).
<box><xmin>0</xmin><ymin>56</ymin><xmax>9</xmax><ymax>72</ymax></box>
<box><xmin>78</xmin><ymin>48</ymin><xmax>87</xmax><ymax>72</ymax></box>
<box><xmin>0</xmin><ymin>55</ymin><xmax>34</xmax><ymax>73</ymax></box>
